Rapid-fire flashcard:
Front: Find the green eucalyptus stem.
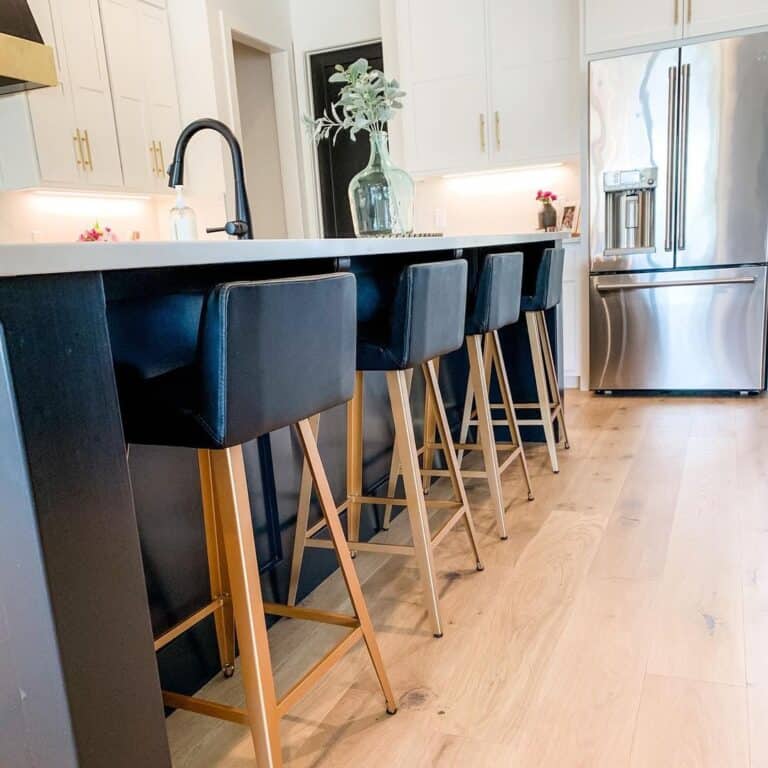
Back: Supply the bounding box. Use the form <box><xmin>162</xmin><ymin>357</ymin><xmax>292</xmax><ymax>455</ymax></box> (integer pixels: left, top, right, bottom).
<box><xmin>305</xmin><ymin>58</ymin><xmax>406</xmax><ymax>145</ymax></box>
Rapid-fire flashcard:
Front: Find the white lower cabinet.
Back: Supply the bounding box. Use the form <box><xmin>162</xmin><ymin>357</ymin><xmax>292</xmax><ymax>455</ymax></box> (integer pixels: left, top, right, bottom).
<box><xmin>562</xmin><ymin>238</ymin><xmax>588</xmax><ymax>389</ymax></box>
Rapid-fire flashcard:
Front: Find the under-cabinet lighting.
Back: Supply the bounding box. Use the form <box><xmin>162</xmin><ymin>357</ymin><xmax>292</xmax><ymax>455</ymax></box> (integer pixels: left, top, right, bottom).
<box><xmin>443</xmin><ymin>163</ymin><xmax>570</xmax><ymax>196</ymax></box>
<box><xmin>26</xmin><ymin>190</ymin><xmax>151</xmax><ymax>217</ymax></box>
<box><xmin>441</xmin><ymin>162</ymin><xmax>565</xmax><ymax>180</ymax></box>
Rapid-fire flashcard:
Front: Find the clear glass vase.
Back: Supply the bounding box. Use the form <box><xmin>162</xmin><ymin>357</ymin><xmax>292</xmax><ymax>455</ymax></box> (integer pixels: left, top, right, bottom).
<box><xmin>348</xmin><ymin>131</ymin><xmax>414</xmax><ymax>237</ymax></box>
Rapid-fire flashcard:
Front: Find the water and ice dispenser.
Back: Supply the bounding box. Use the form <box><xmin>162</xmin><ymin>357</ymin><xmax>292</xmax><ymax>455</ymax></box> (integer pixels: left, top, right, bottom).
<box><xmin>603</xmin><ymin>168</ymin><xmax>657</xmax><ymax>256</ymax></box>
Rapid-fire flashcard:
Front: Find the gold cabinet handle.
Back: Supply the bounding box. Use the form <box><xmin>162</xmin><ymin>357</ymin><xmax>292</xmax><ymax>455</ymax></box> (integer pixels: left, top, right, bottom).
<box><xmin>687</xmin><ymin>0</ymin><xmax>692</xmax><ymax>23</ymax></box>
<box><xmin>157</xmin><ymin>140</ymin><xmax>165</xmax><ymax>177</ymax></box>
<box><xmin>674</xmin><ymin>0</ymin><xmax>679</xmax><ymax>24</ymax></box>
<box><xmin>494</xmin><ymin>110</ymin><xmax>501</xmax><ymax>151</ymax></box>
<box><xmin>73</xmin><ymin>128</ymin><xmax>84</xmax><ymax>168</ymax></box>
<box><xmin>149</xmin><ymin>141</ymin><xmax>158</xmax><ymax>175</ymax></box>
<box><xmin>82</xmin><ymin>129</ymin><xmax>93</xmax><ymax>171</ymax></box>
<box><xmin>480</xmin><ymin>113</ymin><xmax>486</xmax><ymax>153</ymax></box>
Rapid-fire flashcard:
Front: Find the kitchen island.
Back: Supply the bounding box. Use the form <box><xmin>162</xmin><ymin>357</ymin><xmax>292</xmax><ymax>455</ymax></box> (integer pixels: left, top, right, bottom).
<box><xmin>0</xmin><ymin>233</ymin><xmax>566</xmax><ymax>768</ymax></box>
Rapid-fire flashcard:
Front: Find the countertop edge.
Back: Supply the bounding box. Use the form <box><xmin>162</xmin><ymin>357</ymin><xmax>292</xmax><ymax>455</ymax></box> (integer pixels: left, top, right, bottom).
<box><xmin>0</xmin><ymin>232</ymin><xmax>573</xmax><ymax>278</ymax></box>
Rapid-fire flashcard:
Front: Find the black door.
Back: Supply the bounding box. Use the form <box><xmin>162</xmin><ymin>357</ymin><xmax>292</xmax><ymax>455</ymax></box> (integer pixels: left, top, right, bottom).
<box><xmin>310</xmin><ymin>42</ymin><xmax>383</xmax><ymax>238</ymax></box>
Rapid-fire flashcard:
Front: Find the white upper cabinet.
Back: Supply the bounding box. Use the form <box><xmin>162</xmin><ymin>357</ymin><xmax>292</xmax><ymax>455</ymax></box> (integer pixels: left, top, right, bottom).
<box><xmin>139</xmin><ymin>1</ymin><xmax>180</xmax><ymax>189</ymax></box>
<box><xmin>584</xmin><ymin>0</ymin><xmax>683</xmax><ymax>55</ymax></box>
<box><xmin>390</xmin><ymin>0</ymin><xmax>579</xmax><ymax>176</ymax></box>
<box><xmin>684</xmin><ymin>0</ymin><xmax>768</xmax><ymax>38</ymax></box>
<box><xmin>401</xmin><ymin>0</ymin><xmax>488</xmax><ymax>174</ymax></box>
<box><xmin>585</xmin><ymin>0</ymin><xmax>768</xmax><ymax>55</ymax></box>
<box><xmin>0</xmin><ymin>0</ymin><xmax>180</xmax><ymax>193</ymax></box>
<box><xmin>488</xmin><ymin>0</ymin><xmax>579</xmax><ymax>165</ymax></box>
<box><xmin>4</xmin><ymin>0</ymin><xmax>124</xmax><ymax>190</ymax></box>
<box><xmin>100</xmin><ymin>0</ymin><xmax>180</xmax><ymax>192</ymax></box>
<box><xmin>51</xmin><ymin>0</ymin><xmax>123</xmax><ymax>187</ymax></box>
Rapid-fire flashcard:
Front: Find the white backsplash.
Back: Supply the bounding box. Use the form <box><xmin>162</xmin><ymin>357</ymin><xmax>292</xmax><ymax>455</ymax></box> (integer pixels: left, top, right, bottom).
<box><xmin>0</xmin><ymin>190</ymin><xmax>228</xmax><ymax>244</ymax></box>
<box><xmin>413</xmin><ymin>162</ymin><xmax>581</xmax><ymax>236</ymax></box>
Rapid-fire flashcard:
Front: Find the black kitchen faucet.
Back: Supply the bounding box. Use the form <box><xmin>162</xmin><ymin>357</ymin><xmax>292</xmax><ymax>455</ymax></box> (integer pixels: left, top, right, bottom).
<box><xmin>167</xmin><ymin>118</ymin><xmax>253</xmax><ymax>240</ymax></box>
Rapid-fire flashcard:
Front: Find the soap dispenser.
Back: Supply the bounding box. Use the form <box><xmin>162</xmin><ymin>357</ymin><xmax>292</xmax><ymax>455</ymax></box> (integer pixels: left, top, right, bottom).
<box><xmin>169</xmin><ymin>186</ymin><xmax>198</xmax><ymax>241</ymax></box>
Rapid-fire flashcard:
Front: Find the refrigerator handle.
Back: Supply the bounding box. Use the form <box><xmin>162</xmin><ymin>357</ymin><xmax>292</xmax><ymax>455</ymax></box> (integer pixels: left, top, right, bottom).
<box><xmin>665</xmin><ymin>66</ymin><xmax>679</xmax><ymax>253</ymax></box>
<box><xmin>677</xmin><ymin>63</ymin><xmax>691</xmax><ymax>251</ymax></box>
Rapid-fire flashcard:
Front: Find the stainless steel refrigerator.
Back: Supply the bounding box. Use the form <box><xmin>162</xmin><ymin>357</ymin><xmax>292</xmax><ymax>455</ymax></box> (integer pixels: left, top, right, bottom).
<box><xmin>589</xmin><ymin>33</ymin><xmax>768</xmax><ymax>392</ymax></box>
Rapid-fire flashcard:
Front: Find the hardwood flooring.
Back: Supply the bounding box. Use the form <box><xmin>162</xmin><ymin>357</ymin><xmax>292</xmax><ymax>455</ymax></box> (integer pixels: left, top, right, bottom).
<box><xmin>167</xmin><ymin>392</ymin><xmax>768</xmax><ymax>767</ymax></box>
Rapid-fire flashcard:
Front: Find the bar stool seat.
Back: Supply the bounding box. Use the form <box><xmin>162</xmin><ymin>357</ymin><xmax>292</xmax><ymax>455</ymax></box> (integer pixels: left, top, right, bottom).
<box><xmin>517</xmin><ymin>247</ymin><xmax>571</xmax><ymax>473</ymax></box>
<box><xmin>109</xmin><ymin>274</ymin><xmax>396</xmax><ymax>768</ymax></box>
<box><xmin>289</xmin><ymin>260</ymin><xmax>484</xmax><ymax>638</ymax></box>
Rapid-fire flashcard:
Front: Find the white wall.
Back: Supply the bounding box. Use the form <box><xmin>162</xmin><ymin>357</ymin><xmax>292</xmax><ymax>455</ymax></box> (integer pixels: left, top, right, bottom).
<box><xmin>290</xmin><ymin>0</ymin><xmax>383</xmax><ymax>236</ymax></box>
<box><xmin>233</xmin><ymin>42</ymin><xmax>288</xmax><ymax>237</ymax></box>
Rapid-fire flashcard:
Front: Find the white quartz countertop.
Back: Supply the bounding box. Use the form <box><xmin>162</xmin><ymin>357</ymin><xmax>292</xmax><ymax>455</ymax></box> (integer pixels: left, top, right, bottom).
<box><xmin>0</xmin><ymin>232</ymin><xmax>573</xmax><ymax>278</ymax></box>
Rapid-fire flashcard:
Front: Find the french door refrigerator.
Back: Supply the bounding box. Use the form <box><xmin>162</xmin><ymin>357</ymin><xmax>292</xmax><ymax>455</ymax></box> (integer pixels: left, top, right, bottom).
<box><xmin>589</xmin><ymin>33</ymin><xmax>768</xmax><ymax>392</ymax></box>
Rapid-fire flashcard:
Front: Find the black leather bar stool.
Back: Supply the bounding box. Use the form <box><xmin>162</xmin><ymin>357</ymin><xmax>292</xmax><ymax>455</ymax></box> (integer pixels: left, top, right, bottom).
<box><xmin>449</xmin><ymin>252</ymin><xmax>535</xmax><ymax>539</ymax></box>
<box><xmin>289</xmin><ymin>260</ymin><xmax>484</xmax><ymax>638</ymax></box>
<box><xmin>385</xmin><ymin>253</ymin><xmax>534</xmax><ymax>540</ymax></box>
<box><xmin>109</xmin><ymin>274</ymin><xmax>395</xmax><ymax>768</ymax></box>
<box><xmin>516</xmin><ymin>247</ymin><xmax>570</xmax><ymax>473</ymax></box>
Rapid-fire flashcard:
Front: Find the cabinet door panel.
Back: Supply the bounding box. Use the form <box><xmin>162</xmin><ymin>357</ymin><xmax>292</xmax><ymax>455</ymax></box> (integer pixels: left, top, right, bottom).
<box><xmin>26</xmin><ymin>0</ymin><xmax>80</xmax><ymax>184</ymax></box>
<box><xmin>685</xmin><ymin>0</ymin><xmax>768</xmax><ymax>38</ymax></box>
<box><xmin>401</xmin><ymin>0</ymin><xmax>488</xmax><ymax>173</ymax></box>
<box><xmin>410</xmin><ymin>77</ymin><xmax>488</xmax><ymax>173</ymax></box>
<box><xmin>139</xmin><ymin>2</ymin><xmax>179</xmax><ymax>191</ymax></box>
<box><xmin>407</xmin><ymin>0</ymin><xmax>486</xmax><ymax>82</ymax></box>
<box><xmin>584</xmin><ymin>0</ymin><xmax>683</xmax><ymax>54</ymax></box>
<box><xmin>60</xmin><ymin>0</ymin><xmax>122</xmax><ymax>187</ymax></box>
<box><xmin>488</xmin><ymin>0</ymin><xmax>579</xmax><ymax>166</ymax></box>
<box><xmin>101</xmin><ymin>0</ymin><xmax>153</xmax><ymax>190</ymax></box>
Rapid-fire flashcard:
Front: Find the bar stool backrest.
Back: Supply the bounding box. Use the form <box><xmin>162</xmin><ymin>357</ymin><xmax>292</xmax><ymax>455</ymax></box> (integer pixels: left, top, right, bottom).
<box><xmin>521</xmin><ymin>247</ymin><xmax>565</xmax><ymax>312</ymax></box>
<box><xmin>198</xmin><ymin>274</ymin><xmax>357</xmax><ymax>446</ymax></box>
<box><xmin>389</xmin><ymin>260</ymin><xmax>468</xmax><ymax>369</ymax></box>
<box><xmin>465</xmin><ymin>251</ymin><xmax>524</xmax><ymax>335</ymax></box>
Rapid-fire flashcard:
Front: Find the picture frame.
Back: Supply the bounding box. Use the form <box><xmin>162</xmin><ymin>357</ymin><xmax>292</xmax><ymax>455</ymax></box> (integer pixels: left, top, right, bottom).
<box><xmin>560</xmin><ymin>202</ymin><xmax>580</xmax><ymax>235</ymax></box>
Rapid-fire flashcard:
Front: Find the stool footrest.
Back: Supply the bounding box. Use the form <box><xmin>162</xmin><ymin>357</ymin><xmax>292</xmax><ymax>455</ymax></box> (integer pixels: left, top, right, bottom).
<box><xmin>305</xmin><ymin>538</ymin><xmax>415</xmax><ymax>557</ymax></box>
<box><xmin>163</xmin><ymin>625</ymin><xmax>366</xmax><ymax>725</ymax></box>
<box><xmin>263</xmin><ymin>602</ymin><xmax>360</xmax><ymax>629</ymax></box>
<box><xmin>162</xmin><ymin>691</ymin><xmax>249</xmax><ymax>726</ymax></box>
<box><xmin>432</xmin><ymin>505</ymin><xmax>470</xmax><ymax>548</ymax></box>
<box><xmin>276</xmin><ymin>626</ymin><xmax>363</xmax><ymax>717</ymax></box>
<box><xmin>154</xmin><ymin>597</ymin><xmax>226</xmax><ymax>652</ymax></box>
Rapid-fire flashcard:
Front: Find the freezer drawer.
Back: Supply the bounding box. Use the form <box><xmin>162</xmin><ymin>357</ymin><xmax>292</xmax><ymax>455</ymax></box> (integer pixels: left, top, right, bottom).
<box><xmin>590</xmin><ymin>267</ymin><xmax>767</xmax><ymax>391</ymax></box>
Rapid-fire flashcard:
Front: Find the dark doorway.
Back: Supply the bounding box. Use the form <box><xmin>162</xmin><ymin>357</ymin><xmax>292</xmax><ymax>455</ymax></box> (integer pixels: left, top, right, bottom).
<box><xmin>310</xmin><ymin>42</ymin><xmax>384</xmax><ymax>238</ymax></box>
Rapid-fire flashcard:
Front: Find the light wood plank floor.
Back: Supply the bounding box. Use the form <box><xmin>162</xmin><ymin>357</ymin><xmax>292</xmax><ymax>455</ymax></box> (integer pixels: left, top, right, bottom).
<box><xmin>167</xmin><ymin>392</ymin><xmax>768</xmax><ymax>767</ymax></box>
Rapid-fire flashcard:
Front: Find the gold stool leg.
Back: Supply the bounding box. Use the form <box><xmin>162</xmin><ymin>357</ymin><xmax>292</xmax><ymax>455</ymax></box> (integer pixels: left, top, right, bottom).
<box><xmin>421</xmin><ymin>359</ymin><xmax>439</xmax><ymax>493</ymax></box>
<box><xmin>199</xmin><ymin>449</ymin><xmax>236</xmax><ymax>677</ymax></box>
<box><xmin>287</xmin><ymin>412</ymin><xmax>321</xmax><ymax>606</ymax></box>
<box><xmin>537</xmin><ymin>311</ymin><xmax>570</xmax><ymax>450</ymax></box>
<box><xmin>457</xmin><ymin>368</ymin><xmax>474</xmax><ymax>467</ymax></box>
<box><xmin>296</xmin><ymin>419</ymin><xmax>398</xmax><ymax>714</ymax></box>
<box><xmin>525</xmin><ymin>312</ymin><xmax>559</xmax><ymax>473</ymax></box>
<box><xmin>423</xmin><ymin>359</ymin><xmax>484</xmax><ymax>569</ymax></box>
<box><xmin>211</xmin><ymin>446</ymin><xmax>282</xmax><ymax>768</ymax></box>
<box><xmin>466</xmin><ymin>335</ymin><xmax>508</xmax><ymax>540</ymax></box>
<box><xmin>383</xmin><ymin>369</ymin><xmax>413</xmax><ymax>531</ymax></box>
<box><xmin>491</xmin><ymin>330</ymin><xmax>534</xmax><ymax>501</ymax></box>
<box><xmin>386</xmin><ymin>369</ymin><xmax>443</xmax><ymax>637</ymax></box>
<box><xmin>346</xmin><ymin>372</ymin><xmax>364</xmax><ymax>548</ymax></box>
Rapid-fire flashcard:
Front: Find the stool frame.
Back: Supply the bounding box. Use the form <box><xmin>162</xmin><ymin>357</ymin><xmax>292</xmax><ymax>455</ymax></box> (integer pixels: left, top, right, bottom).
<box><xmin>288</xmin><ymin>361</ymin><xmax>484</xmax><ymax>639</ymax></box>
<box><xmin>516</xmin><ymin>310</ymin><xmax>570</xmax><ymax>473</ymax></box>
<box><xmin>155</xmin><ymin>421</ymin><xmax>396</xmax><ymax>768</ymax></box>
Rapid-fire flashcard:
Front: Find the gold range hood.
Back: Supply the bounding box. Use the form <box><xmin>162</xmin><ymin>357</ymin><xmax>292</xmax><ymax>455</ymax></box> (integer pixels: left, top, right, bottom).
<box><xmin>0</xmin><ymin>0</ymin><xmax>57</xmax><ymax>96</ymax></box>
